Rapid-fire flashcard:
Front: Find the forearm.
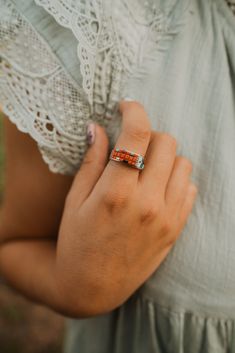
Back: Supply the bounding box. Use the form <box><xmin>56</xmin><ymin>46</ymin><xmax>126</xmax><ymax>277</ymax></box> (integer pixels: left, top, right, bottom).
<box><xmin>0</xmin><ymin>239</ymin><xmax>91</xmax><ymax>317</ymax></box>
<box><xmin>0</xmin><ymin>239</ymin><xmax>61</xmax><ymax>311</ymax></box>
<box><xmin>0</xmin><ymin>238</ymin><xmax>116</xmax><ymax>318</ymax></box>
<box><xmin>0</xmin><ymin>115</ymin><xmax>117</xmax><ymax>317</ymax></box>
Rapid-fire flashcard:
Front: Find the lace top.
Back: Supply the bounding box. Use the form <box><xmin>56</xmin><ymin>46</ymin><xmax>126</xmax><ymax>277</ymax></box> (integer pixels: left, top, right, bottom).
<box><xmin>1</xmin><ymin>0</ymin><xmax>186</xmax><ymax>174</ymax></box>
<box><xmin>0</xmin><ymin>0</ymin><xmax>233</xmax><ymax>175</ymax></box>
<box><xmin>1</xmin><ymin>1</ymin><xmax>235</xmax><ymax>353</ymax></box>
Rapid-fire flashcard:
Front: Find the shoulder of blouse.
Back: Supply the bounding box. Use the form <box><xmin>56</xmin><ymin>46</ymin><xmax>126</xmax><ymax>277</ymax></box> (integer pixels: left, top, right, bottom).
<box><xmin>0</xmin><ymin>0</ymin><xmax>191</xmax><ymax>175</ymax></box>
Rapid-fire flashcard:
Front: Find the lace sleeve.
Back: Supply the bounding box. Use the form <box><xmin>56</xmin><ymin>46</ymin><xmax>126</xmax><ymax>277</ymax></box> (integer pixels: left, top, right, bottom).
<box><xmin>0</xmin><ymin>0</ymin><xmax>96</xmax><ymax>175</ymax></box>
<box><xmin>0</xmin><ymin>0</ymin><xmax>189</xmax><ymax>175</ymax></box>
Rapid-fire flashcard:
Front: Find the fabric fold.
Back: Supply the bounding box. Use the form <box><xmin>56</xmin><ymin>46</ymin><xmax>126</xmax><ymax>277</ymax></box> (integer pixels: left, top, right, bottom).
<box><xmin>64</xmin><ymin>294</ymin><xmax>235</xmax><ymax>353</ymax></box>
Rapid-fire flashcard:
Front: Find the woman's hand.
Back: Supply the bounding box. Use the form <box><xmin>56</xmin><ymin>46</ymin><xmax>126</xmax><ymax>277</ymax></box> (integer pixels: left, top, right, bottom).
<box><xmin>0</xmin><ymin>101</ymin><xmax>197</xmax><ymax>318</ymax></box>
<box><xmin>56</xmin><ymin>101</ymin><xmax>198</xmax><ymax>316</ymax></box>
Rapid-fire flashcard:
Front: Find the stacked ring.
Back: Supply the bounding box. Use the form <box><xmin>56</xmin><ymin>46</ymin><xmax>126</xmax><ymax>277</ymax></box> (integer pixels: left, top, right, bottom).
<box><xmin>109</xmin><ymin>147</ymin><xmax>145</xmax><ymax>171</ymax></box>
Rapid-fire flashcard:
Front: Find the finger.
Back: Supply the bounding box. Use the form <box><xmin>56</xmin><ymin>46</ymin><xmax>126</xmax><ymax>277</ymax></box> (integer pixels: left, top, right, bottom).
<box><xmin>179</xmin><ymin>183</ymin><xmax>198</xmax><ymax>224</ymax></box>
<box><xmin>68</xmin><ymin>123</ymin><xmax>109</xmax><ymax>206</ymax></box>
<box><xmin>101</xmin><ymin>100</ymin><xmax>152</xmax><ymax>189</ymax></box>
<box><xmin>139</xmin><ymin>132</ymin><xmax>177</xmax><ymax>197</ymax></box>
<box><xmin>165</xmin><ymin>156</ymin><xmax>193</xmax><ymax>210</ymax></box>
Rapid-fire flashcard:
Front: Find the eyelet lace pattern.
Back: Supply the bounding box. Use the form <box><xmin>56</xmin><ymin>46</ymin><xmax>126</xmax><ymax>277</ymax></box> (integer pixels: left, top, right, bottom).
<box><xmin>0</xmin><ymin>0</ymin><xmax>174</xmax><ymax>174</ymax></box>
<box><xmin>0</xmin><ymin>0</ymin><xmax>94</xmax><ymax>174</ymax></box>
<box><xmin>0</xmin><ymin>0</ymin><xmax>206</xmax><ymax>174</ymax></box>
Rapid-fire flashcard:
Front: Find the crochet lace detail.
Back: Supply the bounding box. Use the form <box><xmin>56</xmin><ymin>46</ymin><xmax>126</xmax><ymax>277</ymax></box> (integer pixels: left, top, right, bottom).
<box><xmin>34</xmin><ymin>0</ymin><xmax>174</xmax><ymax>120</ymax></box>
<box><xmin>0</xmin><ymin>0</ymin><xmax>93</xmax><ymax>174</ymax></box>
<box><xmin>0</xmin><ymin>0</ymin><xmax>182</xmax><ymax>174</ymax></box>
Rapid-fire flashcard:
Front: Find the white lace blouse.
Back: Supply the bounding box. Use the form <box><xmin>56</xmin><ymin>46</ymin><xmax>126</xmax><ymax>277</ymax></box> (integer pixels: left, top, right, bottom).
<box><xmin>1</xmin><ymin>0</ymin><xmax>175</xmax><ymax>174</ymax></box>
<box><xmin>1</xmin><ymin>0</ymin><xmax>233</xmax><ymax>176</ymax></box>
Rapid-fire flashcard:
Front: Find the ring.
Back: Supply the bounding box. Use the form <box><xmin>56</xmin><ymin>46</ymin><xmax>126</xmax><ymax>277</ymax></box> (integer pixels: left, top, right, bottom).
<box><xmin>109</xmin><ymin>147</ymin><xmax>145</xmax><ymax>171</ymax></box>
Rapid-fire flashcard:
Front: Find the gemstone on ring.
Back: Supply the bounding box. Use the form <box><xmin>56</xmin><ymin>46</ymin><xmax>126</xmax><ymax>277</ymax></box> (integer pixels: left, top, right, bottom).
<box><xmin>109</xmin><ymin>147</ymin><xmax>145</xmax><ymax>171</ymax></box>
<box><xmin>136</xmin><ymin>156</ymin><xmax>145</xmax><ymax>170</ymax></box>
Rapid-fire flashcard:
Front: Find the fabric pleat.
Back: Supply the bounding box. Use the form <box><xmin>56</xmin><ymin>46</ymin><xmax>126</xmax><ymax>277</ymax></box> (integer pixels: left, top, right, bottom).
<box><xmin>64</xmin><ymin>294</ymin><xmax>235</xmax><ymax>353</ymax></box>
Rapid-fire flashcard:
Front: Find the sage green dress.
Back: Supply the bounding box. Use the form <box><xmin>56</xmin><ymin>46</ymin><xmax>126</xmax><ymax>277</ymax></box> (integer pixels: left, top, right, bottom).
<box><xmin>1</xmin><ymin>0</ymin><xmax>235</xmax><ymax>352</ymax></box>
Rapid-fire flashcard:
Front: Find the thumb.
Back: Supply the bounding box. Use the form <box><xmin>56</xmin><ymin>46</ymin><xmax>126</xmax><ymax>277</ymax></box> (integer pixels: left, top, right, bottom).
<box><xmin>69</xmin><ymin>122</ymin><xmax>110</xmax><ymax>206</ymax></box>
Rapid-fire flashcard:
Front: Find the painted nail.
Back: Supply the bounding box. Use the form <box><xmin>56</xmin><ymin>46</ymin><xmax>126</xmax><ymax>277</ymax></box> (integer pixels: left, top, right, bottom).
<box><xmin>87</xmin><ymin>123</ymin><xmax>96</xmax><ymax>145</ymax></box>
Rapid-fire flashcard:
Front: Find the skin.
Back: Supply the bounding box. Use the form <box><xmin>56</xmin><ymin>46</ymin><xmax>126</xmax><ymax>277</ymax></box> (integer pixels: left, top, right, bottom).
<box><xmin>0</xmin><ymin>101</ymin><xmax>198</xmax><ymax>318</ymax></box>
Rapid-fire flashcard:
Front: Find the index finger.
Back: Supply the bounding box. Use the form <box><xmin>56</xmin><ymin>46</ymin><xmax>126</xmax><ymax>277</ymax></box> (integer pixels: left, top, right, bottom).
<box><xmin>103</xmin><ymin>100</ymin><xmax>152</xmax><ymax>184</ymax></box>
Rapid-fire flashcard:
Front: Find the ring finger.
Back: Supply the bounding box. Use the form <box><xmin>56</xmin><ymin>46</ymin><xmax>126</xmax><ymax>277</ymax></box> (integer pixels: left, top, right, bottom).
<box><xmin>100</xmin><ymin>100</ymin><xmax>152</xmax><ymax>192</ymax></box>
<box><xmin>165</xmin><ymin>156</ymin><xmax>193</xmax><ymax>211</ymax></box>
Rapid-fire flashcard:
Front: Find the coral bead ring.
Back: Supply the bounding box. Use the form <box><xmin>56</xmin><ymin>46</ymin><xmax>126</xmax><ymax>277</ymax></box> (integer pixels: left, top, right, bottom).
<box><xmin>109</xmin><ymin>148</ymin><xmax>145</xmax><ymax>171</ymax></box>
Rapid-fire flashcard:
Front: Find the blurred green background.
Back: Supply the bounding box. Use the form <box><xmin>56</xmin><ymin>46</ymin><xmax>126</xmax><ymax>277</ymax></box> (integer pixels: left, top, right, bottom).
<box><xmin>0</xmin><ymin>112</ymin><xmax>64</xmax><ymax>353</ymax></box>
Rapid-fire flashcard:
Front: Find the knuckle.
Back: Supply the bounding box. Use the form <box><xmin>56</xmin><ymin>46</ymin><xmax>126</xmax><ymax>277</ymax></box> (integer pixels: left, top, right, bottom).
<box><xmin>128</xmin><ymin>125</ymin><xmax>151</xmax><ymax>142</ymax></box>
<box><xmin>140</xmin><ymin>204</ymin><xmax>160</xmax><ymax>223</ymax></box>
<box><xmin>161</xmin><ymin>222</ymin><xmax>171</xmax><ymax>236</ymax></box>
<box><xmin>102</xmin><ymin>190</ymin><xmax>130</xmax><ymax>209</ymax></box>
<box><xmin>160</xmin><ymin>217</ymin><xmax>172</xmax><ymax>235</ymax></box>
<box><xmin>159</xmin><ymin>133</ymin><xmax>178</xmax><ymax>150</ymax></box>
<box><xmin>176</xmin><ymin>156</ymin><xmax>193</xmax><ymax>173</ymax></box>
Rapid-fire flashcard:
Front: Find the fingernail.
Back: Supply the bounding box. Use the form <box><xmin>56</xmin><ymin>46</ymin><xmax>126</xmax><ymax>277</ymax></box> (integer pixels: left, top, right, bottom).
<box><xmin>87</xmin><ymin>123</ymin><xmax>96</xmax><ymax>145</ymax></box>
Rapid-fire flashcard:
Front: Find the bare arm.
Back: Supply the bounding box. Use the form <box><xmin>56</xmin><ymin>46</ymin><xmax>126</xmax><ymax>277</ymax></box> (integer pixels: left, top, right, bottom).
<box><xmin>0</xmin><ymin>102</ymin><xmax>198</xmax><ymax>318</ymax></box>
<box><xmin>0</xmin><ymin>116</ymin><xmax>73</xmax><ymax>242</ymax></box>
<box><xmin>0</xmin><ymin>116</ymin><xmax>74</xmax><ymax>315</ymax></box>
